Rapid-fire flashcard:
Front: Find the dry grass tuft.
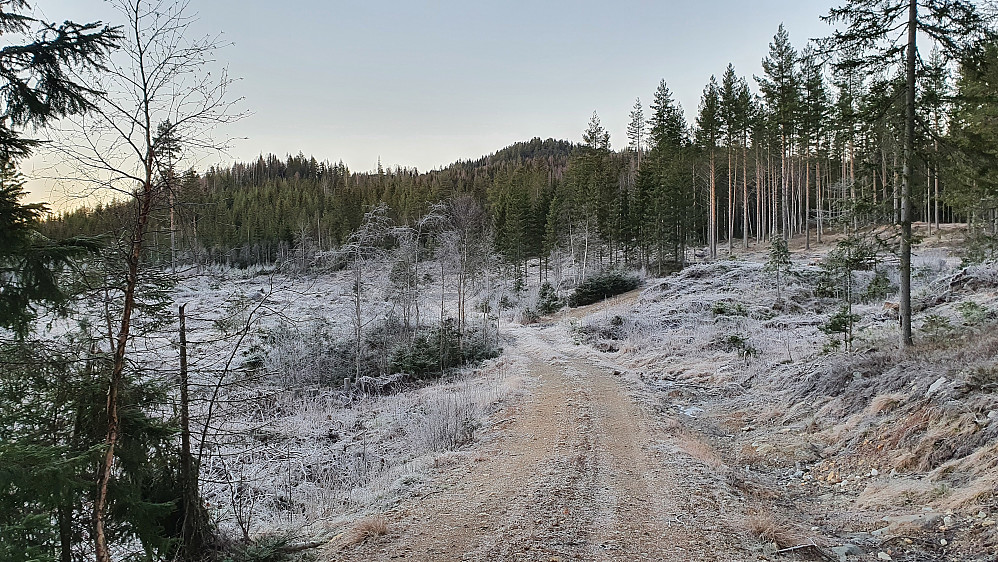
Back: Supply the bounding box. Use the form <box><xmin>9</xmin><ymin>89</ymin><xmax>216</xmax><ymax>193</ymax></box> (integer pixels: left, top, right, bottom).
<box><xmin>940</xmin><ymin>471</ymin><xmax>998</xmax><ymax>509</ymax></box>
<box><xmin>345</xmin><ymin>515</ymin><xmax>388</xmax><ymax>546</ymax></box>
<box><xmin>857</xmin><ymin>478</ymin><xmax>936</xmax><ymax>509</ymax></box>
<box><xmin>868</xmin><ymin>393</ymin><xmax>907</xmax><ymax>415</ymax></box>
<box><xmin>744</xmin><ymin>511</ymin><xmax>803</xmax><ymax>549</ymax></box>
<box><xmin>675</xmin><ymin>431</ymin><xmax>725</xmax><ymax>470</ymax></box>
<box><xmin>735</xmin><ymin>443</ymin><xmax>764</xmax><ymax>465</ymax></box>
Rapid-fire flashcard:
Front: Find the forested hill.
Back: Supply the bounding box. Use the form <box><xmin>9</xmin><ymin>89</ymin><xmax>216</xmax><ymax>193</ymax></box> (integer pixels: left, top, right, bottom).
<box><xmin>43</xmin><ymin>137</ymin><xmax>585</xmax><ymax>266</ymax></box>
<box><xmin>42</xmin><ymin>29</ymin><xmax>998</xmax><ymax>274</ymax></box>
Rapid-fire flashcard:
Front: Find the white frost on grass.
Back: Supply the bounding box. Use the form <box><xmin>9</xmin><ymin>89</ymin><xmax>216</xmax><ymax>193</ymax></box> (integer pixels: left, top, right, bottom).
<box><xmin>162</xmin><ymin>262</ymin><xmax>530</xmax><ymax>539</ymax></box>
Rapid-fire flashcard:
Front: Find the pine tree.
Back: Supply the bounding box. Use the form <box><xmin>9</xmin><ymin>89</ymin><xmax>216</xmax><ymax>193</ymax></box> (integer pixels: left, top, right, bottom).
<box><xmin>757</xmin><ymin>24</ymin><xmax>800</xmax><ymax>241</ymax></box>
<box><xmin>800</xmin><ymin>46</ymin><xmax>831</xmax><ymax>249</ymax></box>
<box><xmin>822</xmin><ymin>0</ymin><xmax>990</xmax><ymax>348</ymax></box>
<box><xmin>721</xmin><ymin>64</ymin><xmax>739</xmax><ymax>253</ymax></box>
<box><xmin>920</xmin><ymin>48</ymin><xmax>949</xmax><ymax>233</ymax></box>
<box><xmin>696</xmin><ymin>77</ymin><xmax>722</xmax><ymax>258</ymax></box>
<box><xmin>830</xmin><ymin>50</ymin><xmax>864</xmax><ymax>229</ymax></box>
<box><xmin>720</xmin><ymin>64</ymin><xmax>752</xmax><ymax>252</ymax></box>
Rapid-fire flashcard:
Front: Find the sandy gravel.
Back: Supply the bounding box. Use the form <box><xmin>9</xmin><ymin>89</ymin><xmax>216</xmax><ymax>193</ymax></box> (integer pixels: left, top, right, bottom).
<box><xmin>327</xmin><ymin>316</ymin><xmax>753</xmax><ymax>561</ymax></box>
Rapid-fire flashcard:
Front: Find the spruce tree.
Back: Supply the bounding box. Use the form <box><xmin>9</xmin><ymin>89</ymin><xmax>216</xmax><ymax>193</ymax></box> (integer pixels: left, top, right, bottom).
<box><xmin>947</xmin><ymin>41</ymin><xmax>998</xmax><ymax>223</ymax></box>
<box><xmin>0</xmin><ymin>2</ymin><xmax>119</xmax><ymax>335</ymax></box>
<box><xmin>627</xmin><ymin>98</ymin><xmax>645</xmax><ymax>155</ymax></box>
<box><xmin>639</xmin><ymin>82</ymin><xmax>691</xmax><ymax>269</ymax></box>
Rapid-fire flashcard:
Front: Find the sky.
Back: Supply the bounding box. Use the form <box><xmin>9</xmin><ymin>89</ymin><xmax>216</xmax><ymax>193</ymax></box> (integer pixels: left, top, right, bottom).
<box><xmin>25</xmin><ymin>0</ymin><xmax>835</xmax><ymax>206</ymax></box>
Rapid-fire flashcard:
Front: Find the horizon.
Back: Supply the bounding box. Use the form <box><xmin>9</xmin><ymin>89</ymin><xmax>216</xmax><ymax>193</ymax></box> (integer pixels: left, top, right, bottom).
<box><xmin>24</xmin><ymin>0</ymin><xmax>833</xmax><ymax>211</ymax></box>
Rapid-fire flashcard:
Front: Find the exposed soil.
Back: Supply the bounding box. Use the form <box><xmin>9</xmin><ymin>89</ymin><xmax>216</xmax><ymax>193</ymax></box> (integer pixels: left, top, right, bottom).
<box><xmin>326</xmin><ymin>308</ymin><xmax>754</xmax><ymax>561</ymax></box>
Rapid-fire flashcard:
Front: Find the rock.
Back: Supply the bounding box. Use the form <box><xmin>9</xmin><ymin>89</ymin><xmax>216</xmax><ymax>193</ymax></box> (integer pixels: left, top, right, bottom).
<box><xmin>943</xmin><ymin>515</ymin><xmax>954</xmax><ymax>527</ymax></box>
<box><xmin>982</xmin><ymin>519</ymin><xmax>996</xmax><ymax>527</ymax></box>
<box><xmin>683</xmin><ymin>406</ymin><xmax>704</xmax><ymax>417</ymax></box>
<box><xmin>977</xmin><ymin>511</ymin><xmax>988</xmax><ymax>519</ymax></box>
<box><xmin>940</xmin><ymin>538</ymin><xmax>948</xmax><ymax>546</ymax></box>
<box><xmin>870</xmin><ymin>468</ymin><xmax>879</xmax><ymax>477</ymax></box>
<box><xmin>926</xmin><ymin>376</ymin><xmax>947</xmax><ymax>398</ymax></box>
<box><xmin>831</xmin><ymin>543</ymin><xmax>864</xmax><ymax>561</ymax></box>
<box><xmin>877</xmin><ymin>552</ymin><xmax>893</xmax><ymax>561</ymax></box>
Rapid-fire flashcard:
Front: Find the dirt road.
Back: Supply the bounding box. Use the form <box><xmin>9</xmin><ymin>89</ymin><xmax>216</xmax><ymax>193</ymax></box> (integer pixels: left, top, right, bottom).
<box><xmin>327</xmin><ymin>320</ymin><xmax>752</xmax><ymax>561</ymax></box>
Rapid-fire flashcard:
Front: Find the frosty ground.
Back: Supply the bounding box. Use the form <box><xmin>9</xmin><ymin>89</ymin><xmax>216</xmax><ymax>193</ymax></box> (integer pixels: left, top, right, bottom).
<box><xmin>163</xmin><ymin>226</ymin><xmax>998</xmax><ymax>561</ymax></box>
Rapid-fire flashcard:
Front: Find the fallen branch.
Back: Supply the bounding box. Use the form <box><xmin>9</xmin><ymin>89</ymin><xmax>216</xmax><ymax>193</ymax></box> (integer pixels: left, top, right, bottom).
<box><xmin>279</xmin><ymin>539</ymin><xmax>329</xmax><ymax>553</ymax></box>
<box><xmin>773</xmin><ymin>541</ymin><xmax>835</xmax><ymax>561</ymax></box>
<box><xmin>776</xmin><ymin>539</ymin><xmax>825</xmax><ymax>554</ymax></box>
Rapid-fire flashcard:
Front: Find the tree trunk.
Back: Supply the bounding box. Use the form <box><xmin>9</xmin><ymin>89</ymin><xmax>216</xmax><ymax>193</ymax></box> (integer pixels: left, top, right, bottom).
<box><xmin>899</xmin><ymin>0</ymin><xmax>916</xmax><ymax>348</ymax></box>
<box><xmin>743</xmin><ymin>143</ymin><xmax>749</xmax><ymax>249</ymax></box>
<box><xmin>728</xmin><ymin>141</ymin><xmax>738</xmax><ymax>252</ymax></box>
<box><xmin>95</xmin><ymin>170</ymin><xmax>154</xmax><ymax>562</ymax></box>
<box><xmin>805</xmin><ymin>157</ymin><xmax>811</xmax><ymax>249</ymax></box>
<box><xmin>817</xmin><ymin>159</ymin><xmax>823</xmax><ymax>243</ymax></box>
<box><xmin>178</xmin><ymin>304</ymin><xmax>208</xmax><ymax>556</ymax></box>
<box><xmin>710</xmin><ymin>150</ymin><xmax>717</xmax><ymax>258</ymax></box>
<box><xmin>934</xmin><ymin>139</ymin><xmax>940</xmax><ymax>231</ymax></box>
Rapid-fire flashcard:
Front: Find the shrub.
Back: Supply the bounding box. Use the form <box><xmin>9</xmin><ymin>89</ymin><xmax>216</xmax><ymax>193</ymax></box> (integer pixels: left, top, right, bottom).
<box><xmin>536</xmin><ymin>282</ymin><xmax>564</xmax><ymax>315</ymax></box>
<box><xmin>712</xmin><ymin>300</ymin><xmax>747</xmax><ymax>317</ymax></box>
<box><xmin>964</xmin><ymin>365</ymin><xmax>998</xmax><ymax>393</ymax></box>
<box><xmin>714</xmin><ymin>333</ymin><xmax>757</xmax><ymax>358</ymax></box>
<box><xmin>219</xmin><ymin>533</ymin><xmax>314</xmax><ymax>562</ymax></box>
<box><xmin>520</xmin><ymin>307</ymin><xmax>540</xmax><ymax>324</ymax></box>
<box><xmin>567</xmin><ymin>271</ymin><xmax>640</xmax><ymax>307</ymax></box>
<box><xmin>498</xmin><ymin>294</ymin><xmax>515</xmax><ymax>310</ymax></box>
<box><xmin>821</xmin><ymin>305</ymin><xmax>861</xmax><ymax>351</ymax></box>
<box><xmin>764</xmin><ymin>237</ymin><xmax>792</xmax><ymax>300</ymax></box>
<box><xmin>957</xmin><ymin>301</ymin><xmax>988</xmax><ymax>325</ymax></box>
<box><xmin>863</xmin><ymin>270</ymin><xmax>896</xmax><ymax>301</ymax></box>
<box><xmin>960</xmin><ymin>231</ymin><xmax>998</xmax><ymax>266</ymax></box>
<box><xmin>390</xmin><ymin>319</ymin><xmax>500</xmax><ymax>380</ymax></box>
<box><xmin>262</xmin><ymin>319</ymin><xmax>360</xmax><ymax>386</ymax></box>
<box><xmin>922</xmin><ymin>314</ymin><xmax>953</xmax><ymax>338</ymax></box>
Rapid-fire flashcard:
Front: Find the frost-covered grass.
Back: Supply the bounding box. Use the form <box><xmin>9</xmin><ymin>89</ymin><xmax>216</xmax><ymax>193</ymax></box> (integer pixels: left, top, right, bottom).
<box><xmin>573</xmin><ymin>231</ymin><xmax>998</xmax><ymax>557</ymax></box>
<box><xmin>162</xmin><ymin>260</ymin><xmax>532</xmax><ymax>539</ymax></box>
<box><xmin>196</xmin><ymin>353</ymin><xmax>524</xmax><ymax>538</ymax></box>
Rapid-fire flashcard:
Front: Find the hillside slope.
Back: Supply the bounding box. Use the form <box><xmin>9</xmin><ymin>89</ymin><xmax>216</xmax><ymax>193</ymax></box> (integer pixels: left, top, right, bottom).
<box><xmin>326</xmin><ymin>230</ymin><xmax>998</xmax><ymax>561</ymax></box>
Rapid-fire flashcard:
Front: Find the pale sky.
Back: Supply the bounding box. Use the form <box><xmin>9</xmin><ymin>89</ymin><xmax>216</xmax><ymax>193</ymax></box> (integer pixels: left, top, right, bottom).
<box><xmin>25</xmin><ymin>0</ymin><xmax>834</xmax><ymax>206</ymax></box>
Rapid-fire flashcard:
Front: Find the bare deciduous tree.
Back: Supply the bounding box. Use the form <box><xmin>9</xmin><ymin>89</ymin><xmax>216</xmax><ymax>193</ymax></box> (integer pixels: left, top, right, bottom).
<box><xmin>53</xmin><ymin>1</ymin><xmax>241</xmax><ymax>559</ymax></box>
<box><xmin>342</xmin><ymin>203</ymin><xmax>392</xmax><ymax>386</ymax></box>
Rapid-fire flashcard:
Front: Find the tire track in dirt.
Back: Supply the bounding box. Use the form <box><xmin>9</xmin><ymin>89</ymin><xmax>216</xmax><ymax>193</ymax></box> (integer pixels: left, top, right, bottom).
<box><xmin>326</xmin><ymin>322</ymin><xmax>751</xmax><ymax>561</ymax></box>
